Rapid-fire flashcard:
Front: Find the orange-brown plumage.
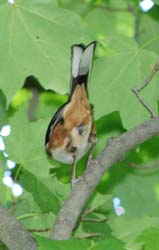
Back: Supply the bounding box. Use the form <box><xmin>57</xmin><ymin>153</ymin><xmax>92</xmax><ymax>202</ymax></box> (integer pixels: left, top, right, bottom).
<box><xmin>64</xmin><ymin>84</ymin><xmax>92</xmax><ymax>129</ymax></box>
<box><xmin>49</xmin><ymin>123</ymin><xmax>68</xmax><ymax>148</ymax></box>
<box><xmin>47</xmin><ymin>84</ymin><xmax>93</xmax><ymax>153</ymax></box>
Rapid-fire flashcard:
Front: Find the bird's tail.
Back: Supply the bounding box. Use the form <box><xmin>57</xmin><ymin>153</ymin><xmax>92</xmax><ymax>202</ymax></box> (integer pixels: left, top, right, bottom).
<box><xmin>70</xmin><ymin>41</ymin><xmax>96</xmax><ymax>97</ymax></box>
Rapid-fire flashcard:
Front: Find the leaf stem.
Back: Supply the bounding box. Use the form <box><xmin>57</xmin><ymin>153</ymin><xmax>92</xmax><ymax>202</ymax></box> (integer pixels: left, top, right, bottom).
<box><xmin>28</xmin><ymin>228</ymin><xmax>50</xmax><ymax>233</ymax></box>
<box><xmin>128</xmin><ymin>161</ymin><xmax>159</xmax><ymax>170</ymax></box>
<box><xmin>17</xmin><ymin>213</ymin><xmax>35</xmax><ymax>220</ymax></box>
<box><xmin>76</xmin><ymin>233</ymin><xmax>102</xmax><ymax>239</ymax></box>
<box><xmin>81</xmin><ymin>217</ymin><xmax>108</xmax><ymax>223</ymax></box>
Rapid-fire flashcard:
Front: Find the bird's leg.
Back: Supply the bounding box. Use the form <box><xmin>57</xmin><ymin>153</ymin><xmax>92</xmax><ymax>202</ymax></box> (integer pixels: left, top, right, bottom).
<box><xmin>71</xmin><ymin>149</ymin><xmax>78</xmax><ymax>189</ymax></box>
<box><xmin>87</xmin><ymin>134</ymin><xmax>97</xmax><ymax>168</ymax></box>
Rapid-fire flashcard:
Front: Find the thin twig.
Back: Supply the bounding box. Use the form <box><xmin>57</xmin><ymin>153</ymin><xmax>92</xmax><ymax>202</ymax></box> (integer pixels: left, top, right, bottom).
<box><xmin>29</xmin><ymin>228</ymin><xmax>50</xmax><ymax>233</ymax></box>
<box><xmin>82</xmin><ymin>208</ymin><xmax>96</xmax><ymax>216</ymax></box>
<box><xmin>132</xmin><ymin>88</ymin><xmax>157</xmax><ymax>118</ymax></box>
<box><xmin>132</xmin><ymin>61</ymin><xmax>159</xmax><ymax>118</ymax></box>
<box><xmin>96</xmin><ymin>4</ymin><xmax>135</xmax><ymax>14</ymax></box>
<box><xmin>138</xmin><ymin>62</ymin><xmax>159</xmax><ymax>91</ymax></box>
<box><xmin>81</xmin><ymin>217</ymin><xmax>108</xmax><ymax>223</ymax></box>
<box><xmin>76</xmin><ymin>233</ymin><xmax>102</xmax><ymax>239</ymax></box>
<box><xmin>128</xmin><ymin>161</ymin><xmax>159</xmax><ymax>170</ymax></box>
<box><xmin>81</xmin><ymin>207</ymin><xmax>108</xmax><ymax>222</ymax></box>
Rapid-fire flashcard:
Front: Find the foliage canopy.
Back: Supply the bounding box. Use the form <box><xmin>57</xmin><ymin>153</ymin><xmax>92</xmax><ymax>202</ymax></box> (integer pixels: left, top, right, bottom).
<box><xmin>0</xmin><ymin>0</ymin><xmax>159</xmax><ymax>249</ymax></box>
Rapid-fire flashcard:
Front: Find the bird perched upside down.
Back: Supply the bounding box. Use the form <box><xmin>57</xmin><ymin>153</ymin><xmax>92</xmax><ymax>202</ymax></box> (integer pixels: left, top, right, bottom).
<box><xmin>45</xmin><ymin>41</ymin><xmax>97</xmax><ymax>188</ymax></box>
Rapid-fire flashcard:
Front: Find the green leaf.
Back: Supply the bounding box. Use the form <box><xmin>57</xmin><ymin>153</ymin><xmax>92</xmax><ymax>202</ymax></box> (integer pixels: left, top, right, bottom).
<box><xmin>22</xmin><ymin>212</ymin><xmax>54</xmax><ymax>235</ymax></box>
<box><xmin>109</xmin><ymin>217</ymin><xmax>159</xmax><ymax>249</ymax></box>
<box><xmin>136</xmin><ymin>227</ymin><xmax>159</xmax><ymax>250</ymax></box>
<box><xmin>16</xmin><ymin>192</ymin><xmax>55</xmax><ymax>236</ymax></box>
<box><xmin>153</xmin><ymin>0</ymin><xmax>159</xmax><ymax>5</ymax></box>
<box><xmin>0</xmin><ymin>0</ymin><xmax>86</xmax><ymax>103</ymax></box>
<box><xmin>84</xmin><ymin>8</ymin><xmax>134</xmax><ymax>39</ymax></box>
<box><xmin>82</xmin><ymin>216</ymin><xmax>112</xmax><ymax>239</ymax></box>
<box><xmin>90</xmin><ymin>42</ymin><xmax>158</xmax><ymax>128</ymax></box>
<box><xmin>35</xmin><ymin>91</ymin><xmax>67</xmax><ymax>120</ymax></box>
<box><xmin>4</xmin><ymin>104</ymin><xmax>71</xmax><ymax>213</ymax></box>
<box><xmin>58</xmin><ymin>0</ymin><xmax>90</xmax><ymax>16</ymax></box>
<box><xmin>138</xmin><ymin>136</ymin><xmax>159</xmax><ymax>162</ymax></box>
<box><xmin>0</xmin><ymin>241</ymin><xmax>6</xmax><ymax>250</ymax></box>
<box><xmin>19</xmin><ymin>169</ymin><xmax>60</xmax><ymax>214</ymax></box>
<box><xmin>138</xmin><ymin>14</ymin><xmax>159</xmax><ymax>54</ymax></box>
<box><xmin>0</xmin><ymin>166</ymin><xmax>12</xmax><ymax>204</ymax></box>
<box><xmin>81</xmin><ymin>192</ymin><xmax>112</xmax><ymax>237</ymax></box>
<box><xmin>5</xmin><ymin>107</ymin><xmax>51</xmax><ymax>177</ymax></box>
<box><xmin>89</xmin><ymin>192</ymin><xmax>112</xmax><ymax>211</ymax></box>
<box><xmin>92</xmin><ymin>236</ymin><xmax>125</xmax><ymax>250</ymax></box>
<box><xmin>96</xmin><ymin>135</ymin><xmax>159</xmax><ymax>248</ymax></box>
<box><xmin>94</xmin><ymin>111</ymin><xmax>125</xmax><ymax>156</ymax></box>
<box><xmin>10</xmin><ymin>88</ymin><xmax>32</xmax><ymax>111</ymax></box>
<box><xmin>34</xmin><ymin>235</ymin><xmax>90</xmax><ymax>250</ymax></box>
<box><xmin>99</xmin><ymin>162</ymin><xmax>159</xmax><ymax>219</ymax></box>
<box><xmin>38</xmin><ymin>173</ymin><xmax>70</xmax><ymax>203</ymax></box>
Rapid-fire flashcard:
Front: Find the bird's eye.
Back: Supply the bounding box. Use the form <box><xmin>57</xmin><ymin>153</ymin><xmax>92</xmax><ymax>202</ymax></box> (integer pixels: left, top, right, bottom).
<box><xmin>77</xmin><ymin>123</ymin><xmax>84</xmax><ymax>135</ymax></box>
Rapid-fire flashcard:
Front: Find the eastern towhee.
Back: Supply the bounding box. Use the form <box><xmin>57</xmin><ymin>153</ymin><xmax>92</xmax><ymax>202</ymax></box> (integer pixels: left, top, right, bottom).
<box><xmin>45</xmin><ymin>41</ymin><xmax>97</xmax><ymax>187</ymax></box>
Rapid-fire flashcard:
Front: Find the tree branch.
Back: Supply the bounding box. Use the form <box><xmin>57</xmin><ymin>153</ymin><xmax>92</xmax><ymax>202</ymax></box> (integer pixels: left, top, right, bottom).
<box><xmin>0</xmin><ymin>204</ymin><xmax>37</xmax><ymax>250</ymax></box>
<box><xmin>50</xmin><ymin>117</ymin><xmax>159</xmax><ymax>240</ymax></box>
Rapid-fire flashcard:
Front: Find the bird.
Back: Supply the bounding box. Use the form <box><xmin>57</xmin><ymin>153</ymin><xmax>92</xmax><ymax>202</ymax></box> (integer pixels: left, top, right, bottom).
<box><xmin>45</xmin><ymin>41</ymin><xmax>97</xmax><ymax>188</ymax></box>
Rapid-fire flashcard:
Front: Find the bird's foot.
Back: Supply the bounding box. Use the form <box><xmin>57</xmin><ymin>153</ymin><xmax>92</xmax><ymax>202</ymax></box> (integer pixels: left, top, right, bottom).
<box><xmin>71</xmin><ymin>176</ymin><xmax>83</xmax><ymax>189</ymax></box>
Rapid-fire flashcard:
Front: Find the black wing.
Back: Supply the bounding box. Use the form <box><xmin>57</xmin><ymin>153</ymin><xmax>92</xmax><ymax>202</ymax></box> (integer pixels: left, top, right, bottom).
<box><xmin>45</xmin><ymin>102</ymin><xmax>67</xmax><ymax>145</ymax></box>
